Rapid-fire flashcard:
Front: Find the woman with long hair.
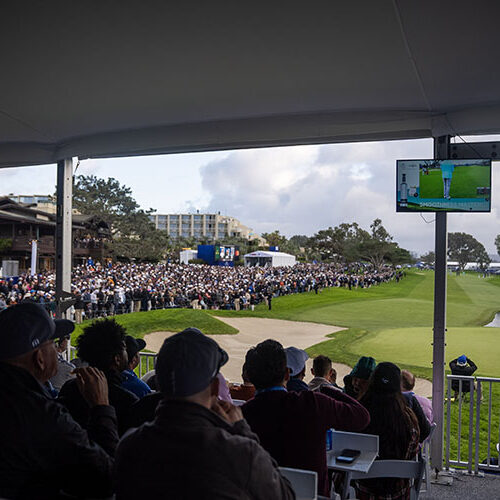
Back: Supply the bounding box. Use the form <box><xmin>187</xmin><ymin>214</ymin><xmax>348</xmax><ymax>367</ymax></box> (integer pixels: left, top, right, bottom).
<box><xmin>355</xmin><ymin>362</ymin><xmax>420</xmax><ymax>500</ymax></box>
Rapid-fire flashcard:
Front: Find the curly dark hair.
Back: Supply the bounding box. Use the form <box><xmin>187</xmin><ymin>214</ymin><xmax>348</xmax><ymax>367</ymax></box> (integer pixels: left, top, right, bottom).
<box><xmin>245</xmin><ymin>339</ymin><xmax>288</xmax><ymax>390</ymax></box>
<box><xmin>76</xmin><ymin>318</ymin><xmax>127</xmax><ymax>371</ymax></box>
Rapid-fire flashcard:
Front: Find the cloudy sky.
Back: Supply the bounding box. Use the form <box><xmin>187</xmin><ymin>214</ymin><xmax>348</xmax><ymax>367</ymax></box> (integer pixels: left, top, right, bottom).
<box><xmin>1</xmin><ymin>137</ymin><xmax>499</xmax><ymax>256</ymax></box>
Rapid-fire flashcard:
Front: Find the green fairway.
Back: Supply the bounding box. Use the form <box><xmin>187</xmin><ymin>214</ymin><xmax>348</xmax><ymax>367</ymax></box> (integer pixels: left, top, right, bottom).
<box><xmin>419</xmin><ymin>165</ymin><xmax>489</xmax><ymax>199</ymax></box>
<box><xmin>72</xmin><ymin>308</ymin><xmax>238</xmax><ymax>343</ymax></box>
<box><xmin>215</xmin><ymin>270</ymin><xmax>500</xmax><ymax>379</ymax></box>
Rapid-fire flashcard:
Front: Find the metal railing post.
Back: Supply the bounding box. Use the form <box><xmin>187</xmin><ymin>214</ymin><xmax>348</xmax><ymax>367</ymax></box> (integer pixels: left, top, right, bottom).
<box><xmin>446</xmin><ymin>377</ymin><xmax>452</xmax><ymax>470</ymax></box>
<box><xmin>475</xmin><ymin>380</ymin><xmax>481</xmax><ymax>474</ymax></box>
<box><xmin>468</xmin><ymin>380</ymin><xmax>475</xmax><ymax>474</ymax></box>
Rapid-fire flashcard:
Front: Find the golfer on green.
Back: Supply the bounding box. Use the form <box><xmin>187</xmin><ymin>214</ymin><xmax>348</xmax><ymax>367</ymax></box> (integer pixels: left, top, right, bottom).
<box><xmin>441</xmin><ymin>161</ymin><xmax>455</xmax><ymax>199</ymax></box>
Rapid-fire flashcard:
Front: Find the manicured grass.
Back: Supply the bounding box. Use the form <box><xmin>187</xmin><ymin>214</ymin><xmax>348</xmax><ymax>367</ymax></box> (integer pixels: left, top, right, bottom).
<box><xmin>419</xmin><ymin>165</ymin><xmax>490</xmax><ymax>199</ymax></box>
<box><xmin>71</xmin><ymin>308</ymin><xmax>238</xmax><ymax>343</ymax></box>
<box><xmin>215</xmin><ymin>270</ymin><xmax>500</xmax><ymax>380</ymax></box>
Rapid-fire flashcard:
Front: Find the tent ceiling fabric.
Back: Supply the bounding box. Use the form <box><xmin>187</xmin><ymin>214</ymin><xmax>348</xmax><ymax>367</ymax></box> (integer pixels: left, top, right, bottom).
<box><xmin>1</xmin><ymin>1</ymin><xmax>499</xmax><ymax>167</ymax></box>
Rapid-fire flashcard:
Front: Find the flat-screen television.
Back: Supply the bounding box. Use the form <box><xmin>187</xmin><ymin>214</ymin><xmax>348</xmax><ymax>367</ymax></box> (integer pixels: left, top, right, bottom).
<box><xmin>396</xmin><ymin>159</ymin><xmax>491</xmax><ymax>212</ymax></box>
<box><xmin>215</xmin><ymin>245</ymin><xmax>240</xmax><ymax>261</ymax></box>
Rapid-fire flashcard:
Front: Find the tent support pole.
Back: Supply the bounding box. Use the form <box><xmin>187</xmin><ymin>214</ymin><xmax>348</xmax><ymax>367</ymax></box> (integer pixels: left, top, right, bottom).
<box><xmin>430</xmin><ymin>135</ymin><xmax>450</xmax><ymax>477</ymax></box>
<box><xmin>55</xmin><ymin>158</ymin><xmax>73</xmax><ymax>319</ymax></box>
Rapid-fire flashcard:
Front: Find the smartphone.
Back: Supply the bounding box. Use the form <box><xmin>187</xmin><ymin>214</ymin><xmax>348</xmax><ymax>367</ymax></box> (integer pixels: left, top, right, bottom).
<box><xmin>336</xmin><ymin>449</ymin><xmax>361</xmax><ymax>463</ymax></box>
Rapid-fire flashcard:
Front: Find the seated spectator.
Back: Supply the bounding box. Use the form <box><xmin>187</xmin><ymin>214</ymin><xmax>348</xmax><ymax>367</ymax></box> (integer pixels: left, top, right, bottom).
<box><xmin>285</xmin><ymin>346</ymin><xmax>309</xmax><ymax>392</ymax></box>
<box><xmin>229</xmin><ymin>362</ymin><xmax>256</xmax><ymax>401</ymax></box>
<box><xmin>401</xmin><ymin>369</ymin><xmax>433</xmax><ymax>423</ymax></box>
<box><xmin>58</xmin><ymin>318</ymin><xmax>138</xmax><ymax>435</ymax></box>
<box><xmin>121</xmin><ymin>335</ymin><xmax>151</xmax><ymax>398</ymax></box>
<box><xmin>243</xmin><ymin>339</ymin><xmax>370</xmax><ymax>497</ymax></box>
<box><xmin>356</xmin><ymin>362</ymin><xmax>420</xmax><ymax>500</ymax></box>
<box><xmin>309</xmin><ymin>354</ymin><xmax>340</xmax><ymax>391</ymax></box>
<box><xmin>343</xmin><ymin>356</ymin><xmax>376</xmax><ymax>399</ymax></box>
<box><xmin>449</xmin><ymin>355</ymin><xmax>477</xmax><ymax>399</ymax></box>
<box><xmin>0</xmin><ymin>302</ymin><xmax>118</xmax><ymax>499</ymax></box>
<box><xmin>49</xmin><ymin>334</ymin><xmax>76</xmax><ymax>392</ymax></box>
<box><xmin>115</xmin><ymin>328</ymin><xmax>294</xmax><ymax>500</ymax></box>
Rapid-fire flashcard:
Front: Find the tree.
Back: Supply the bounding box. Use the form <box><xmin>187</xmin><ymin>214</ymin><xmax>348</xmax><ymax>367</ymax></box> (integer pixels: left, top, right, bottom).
<box><xmin>420</xmin><ymin>251</ymin><xmax>435</xmax><ymax>266</ymax></box>
<box><xmin>448</xmin><ymin>232</ymin><xmax>485</xmax><ymax>271</ymax></box>
<box><xmin>261</xmin><ymin>230</ymin><xmax>287</xmax><ymax>248</ymax></box>
<box><xmin>357</xmin><ymin>219</ymin><xmax>397</xmax><ymax>270</ymax></box>
<box><xmin>309</xmin><ymin>223</ymin><xmax>368</xmax><ymax>262</ymax></box>
<box><xmin>495</xmin><ymin>234</ymin><xmax>500</xmax><ymax>259</ymax></box>
<box><xmin>474</xmin><ymin>243</ymin><xmax>491</xmax><ymax>272</ymax></box>
<box><xmin>72</xmin><ymin>175</ymin><xmax>168</xmax><ymax>261</ymax></box>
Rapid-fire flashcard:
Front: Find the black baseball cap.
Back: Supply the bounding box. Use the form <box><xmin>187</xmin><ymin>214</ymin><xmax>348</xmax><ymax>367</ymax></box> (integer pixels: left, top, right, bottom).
<box><xmin>0</xmin><ymin>302</ymin><xmax>75</xmax><ymax>361</ymax></box>
<box><xmin>125</xmin><ymin>335</ymin><xmax>146</xmax><ymax>359</ymax></box>
<box><xmin>156</xmin><ymin>327</ymin><xmax>228</xmax><ymax>398</ymax></box>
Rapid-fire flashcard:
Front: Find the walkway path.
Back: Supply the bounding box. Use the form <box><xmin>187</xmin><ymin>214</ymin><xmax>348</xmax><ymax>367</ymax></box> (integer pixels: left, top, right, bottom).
<box><xmin>144</xmin><ymin>316</ymin><xmax>432</xmax><ymax>397</ymax></box>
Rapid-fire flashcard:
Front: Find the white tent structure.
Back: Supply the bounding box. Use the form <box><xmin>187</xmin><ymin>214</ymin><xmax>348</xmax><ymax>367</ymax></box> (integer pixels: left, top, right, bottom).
<box><xmin>2</xmin><ymin>0</ymin><xmax>500</xmax><ymax>476</ymax></box>
<box><xmin>244</xmin><ymin>251</ymin><xmax>296</xmax><ymax>267</ymax></box>
<box><xmin>179</xmin><ymin>249</ymin><xmax>198</xmax><ymax>265</ymax></box>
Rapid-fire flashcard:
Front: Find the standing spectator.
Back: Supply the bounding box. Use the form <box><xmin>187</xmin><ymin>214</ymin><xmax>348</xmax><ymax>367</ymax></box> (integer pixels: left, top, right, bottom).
<box><xmin>309</xmin><ymin>355</ymin><xmax>340</xmax><ymax>391</ymax></box>
<box><xmin>58</xmin><ymin>318</ymin><xmax>138</xmax><ymax>435</ymax></box>
<box><xmin>121</xmin><ymin>336</ymin><xmax>151</xmax><ymax>399</ymax></box>
<box><xmin>243</xmin><ymin>340</ymin><xmax>370</xmax><ymax>497</ymax></box>
<box><xmin>285</xmin><ymin>346</ymin><xmax>309</xmax><ymax>392</ymax></box>
<box><xmin>449</xmin><ymin>355</ymin><xmax>477</xmax><ymax>399</ymax></box>
<box><xmin>115</xmin><ymin>328</ymin><xmax>294</xmax><ymax>500</ymax></box>
<box><xmin>0</xmin><ymin>303</ymin><xmax>118</xmax><ymax>499</ymax></box>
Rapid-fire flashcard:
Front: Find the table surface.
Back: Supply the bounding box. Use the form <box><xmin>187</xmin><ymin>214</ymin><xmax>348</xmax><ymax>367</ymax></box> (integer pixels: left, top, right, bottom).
<box><xmin>326</xmin><ymin>450</ymin><xmax>378</xmax><ymax>474</ymax></box>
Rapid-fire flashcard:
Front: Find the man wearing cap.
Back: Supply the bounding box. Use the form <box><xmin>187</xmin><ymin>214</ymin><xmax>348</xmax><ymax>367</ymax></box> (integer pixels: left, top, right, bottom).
<box><xmin>121</xmin><ymin>335</ymin><xmax>151</xmax><ymax>398</ymax></box>
<box><xmin>343</xmin><ymin>356</ymin><xmax>376</xmax><ymax>399</ymax></box>
<box><xmin>115</xmin><ymin>328</ymin><xmax>294</xmax><ymax>500</ymax></box>
<box><xmin>0</xmin><ymin>302</ymin><xmax>118</xmax><ymax>499</ymax></box>
<box><xmin>243</xmin><ymin>339</ymin><xmax>370</xmax><ymax>497</ymax></box>
<box><xmin>285</xmin><ymin>346</ymin><xmax>310</xmax><ymax>392</ymax></box>
<box><xmin>450</xmin><ymin>355</ymin><xmax>477</xmax><ymax>399</ymax></box>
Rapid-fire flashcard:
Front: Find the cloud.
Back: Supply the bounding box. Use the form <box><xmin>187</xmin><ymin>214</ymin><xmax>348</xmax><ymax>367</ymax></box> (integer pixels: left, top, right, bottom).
<box><xmin>199</xmin><ymin>139</ymin><xmax>500</xmax><ymax>255</ymax></box>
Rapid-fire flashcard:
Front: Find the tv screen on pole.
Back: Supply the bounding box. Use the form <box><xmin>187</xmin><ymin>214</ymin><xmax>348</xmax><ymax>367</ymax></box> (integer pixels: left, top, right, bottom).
<box><xmin>396</xmin><ymin>159</ymin><xmax>491</xmax><ymax>212</ymax></box>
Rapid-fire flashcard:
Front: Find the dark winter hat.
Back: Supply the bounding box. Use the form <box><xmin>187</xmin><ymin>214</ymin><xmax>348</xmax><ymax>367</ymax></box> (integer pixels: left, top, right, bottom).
<box><xmin>371</xmin><ymin>362</ymin><xmax>402</xmax><ymax>395</ymax></box>
<box><xmin>0</xmin><ymin>302</ymin><xmax>74</xmax><ymax>361</ymax></box>
<box><xmin>156</xmin><ymin>327</ymin><xmax>228</xmax><ymax>398</ymax></box>
<box><xmin>350</xmin><ymin>356</ymin><xmax>376</xmax><ymax>380</ymax></box>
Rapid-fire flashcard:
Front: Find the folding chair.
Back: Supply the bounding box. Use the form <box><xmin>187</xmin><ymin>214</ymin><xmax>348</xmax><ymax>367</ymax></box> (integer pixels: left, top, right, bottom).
<box><xmin>279</xmin><ymin>466</ymin><xmax>318</xmax><ymax>500</ymax></box>
<box><xmin>348</xmin><ymin>458</ymin><xmax>425</xmax><ymax>500</ymax></box>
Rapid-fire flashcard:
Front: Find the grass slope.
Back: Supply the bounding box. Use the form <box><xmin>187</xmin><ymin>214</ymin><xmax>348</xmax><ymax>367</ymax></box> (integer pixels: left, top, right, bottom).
<box><xmin>72</xmin><ymin>308</ymin><xmax>238</xmax><ymax>343</ymax></box>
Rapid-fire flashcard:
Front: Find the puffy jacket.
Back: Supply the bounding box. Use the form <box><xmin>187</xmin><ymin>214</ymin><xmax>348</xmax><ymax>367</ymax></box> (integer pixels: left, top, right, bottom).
<box><xmin>0</xmin><ymin>362</ymin><xmax>118</xmax><ymax>499</ymax></box>
<box><xmin>115</xmin><ymin>399</ymin><xmax>295</xmax><ymax>500</ymax></box>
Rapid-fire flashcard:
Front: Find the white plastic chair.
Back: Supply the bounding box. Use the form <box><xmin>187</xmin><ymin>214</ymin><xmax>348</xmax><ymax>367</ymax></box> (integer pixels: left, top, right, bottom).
<box><xmin>348</xmin><ymin>458</ymin><xmax>425</xmax><ymax>500</ymax></box>
<box><xmin>420</xmin><ymin>422</ymin><xmax>437</xmax><ymax>494</ymax></box>
<box><xmin>279</xmin><ymin>466</ymin><xmax>318</xmax><ymax>500</ymax></box>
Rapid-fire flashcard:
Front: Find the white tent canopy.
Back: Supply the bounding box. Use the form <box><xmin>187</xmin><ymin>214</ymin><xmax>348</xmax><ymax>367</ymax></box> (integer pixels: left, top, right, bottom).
<box><xmin>244</xmin><ymin>251</ymin><xmax>296</xmax><ymax>267</ymax></box>
<box><xmin>1</xmin><ymin>1</ymin><xmax>500</xmax><ymax>168</ymax></box>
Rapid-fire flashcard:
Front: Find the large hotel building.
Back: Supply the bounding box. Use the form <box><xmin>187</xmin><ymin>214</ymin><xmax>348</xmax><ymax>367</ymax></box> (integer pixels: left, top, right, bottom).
<box><xmin>149</xmin><ymin>212</ymin><xmax>264</xmax><ymax>242</ymax></box>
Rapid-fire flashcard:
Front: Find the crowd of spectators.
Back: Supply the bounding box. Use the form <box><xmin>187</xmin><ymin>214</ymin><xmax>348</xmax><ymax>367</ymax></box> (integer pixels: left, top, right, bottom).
<box><xmin>0</xmin><ymin>261</ymin><xmax>403</xmax><ymax>320</ymax></box>
<box><xmin>0</xmin><ymin>303</ymin><xmax>433</xmax><ymax>500</ymax></box>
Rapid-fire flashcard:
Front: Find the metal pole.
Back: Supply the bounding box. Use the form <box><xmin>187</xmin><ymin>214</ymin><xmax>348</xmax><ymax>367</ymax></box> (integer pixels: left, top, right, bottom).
<box><xmin>55</xmin><ymin>158</ymin><xmax>73</xmax><ymax>319</ymax></box>
<box><xmin>430</xmin><ymin>135</ymin><xmax>450</xmax><ymax>473</ymax></box>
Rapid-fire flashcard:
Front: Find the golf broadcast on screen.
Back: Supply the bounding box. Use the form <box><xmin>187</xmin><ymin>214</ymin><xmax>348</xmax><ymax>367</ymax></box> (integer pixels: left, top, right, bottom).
<box><xmin>396</xmin><ymin>159</ymin><xmax>492</xmax><ymax>212</ymax></box>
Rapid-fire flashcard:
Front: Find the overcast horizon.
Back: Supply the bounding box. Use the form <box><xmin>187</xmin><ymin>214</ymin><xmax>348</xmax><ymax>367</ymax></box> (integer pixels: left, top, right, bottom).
<box><xmin>1</xmin><ymin>136</ymin><xmax>500</xmax><ymax>257</ymax></box>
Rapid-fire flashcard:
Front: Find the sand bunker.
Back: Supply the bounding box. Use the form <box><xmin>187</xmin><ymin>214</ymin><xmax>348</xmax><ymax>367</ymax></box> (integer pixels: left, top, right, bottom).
<box><xmin>144</xmin><ymin>316</ymin><xmax>432</xmax><ymax>397</ymax></box>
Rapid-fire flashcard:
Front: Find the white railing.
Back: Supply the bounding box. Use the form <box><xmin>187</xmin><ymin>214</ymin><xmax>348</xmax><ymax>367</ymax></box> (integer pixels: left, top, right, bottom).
<box><xmin>138</xmin><ymin>351</ymin><xmax>156</xmax><ymax>376</ymax></box>
<box><xmin>444</xmin><ymin>374</ymin><xmax>500</xmax><ymax>473</ymax></box>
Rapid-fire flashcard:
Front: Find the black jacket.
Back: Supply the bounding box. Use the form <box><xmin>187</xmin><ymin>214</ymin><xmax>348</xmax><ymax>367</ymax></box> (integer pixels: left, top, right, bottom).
<box><xmin>0</xmin><ymin>363</ymin><xmax>118</xmax><ymax>500</ymax></box>
<box><xmin>449</xmin><ymin>358</ymin><xmax>477</xmax><ymax>393</ymax></box>
<box><xmin>58</xmin><ymin>371</ymin><xmax>138</xmax><ymax>436</ymax></box>
<box><xmin>115</xmin><ymin>400</ymin><xmax>295</xmax><ymax>500</ymax></box>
